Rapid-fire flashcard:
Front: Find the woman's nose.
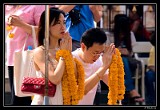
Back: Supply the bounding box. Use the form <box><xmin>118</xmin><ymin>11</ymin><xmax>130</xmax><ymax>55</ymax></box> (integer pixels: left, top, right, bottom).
<box><xmin>61</xmin><ymin>24</ymin><xmax>66</xmax><ymax>30</ymax></box>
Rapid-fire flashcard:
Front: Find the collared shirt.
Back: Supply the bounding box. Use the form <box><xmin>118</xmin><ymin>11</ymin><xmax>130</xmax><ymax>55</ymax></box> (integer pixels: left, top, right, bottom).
<box><xmin>5</xmin><ymin>5</ymin><xmax>45</xmax><ymax>66</ymax></box>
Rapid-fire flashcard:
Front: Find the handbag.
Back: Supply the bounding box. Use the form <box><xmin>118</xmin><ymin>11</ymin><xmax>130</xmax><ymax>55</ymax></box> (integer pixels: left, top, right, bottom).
<box><xmin>13</xmin><ymin>26</ymin><xmax>37</xmax><ymax>97</ymax></box>
<box><xmin>21</xmin><ymin>77</ymin><xmax>56</xmax><ymax>97</ymax></box>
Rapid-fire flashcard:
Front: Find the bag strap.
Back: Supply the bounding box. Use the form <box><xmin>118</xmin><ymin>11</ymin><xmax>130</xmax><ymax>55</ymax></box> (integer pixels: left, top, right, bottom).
<box><xmin>32</xmin><ymin>26</ymin><xmax>37</xmax><ymax>48</ymax></box>
<box><xmin>22</xmin><ymin>36</ymin><xmax>28</xmax><ymax>51</ymax></box>
<box><xmin>76</xmin><ymin>5</ymin><xmax>81</xmax><ymax>11</ymax></box>
<box><xmin>75</xmin><ymin>5</ymin><xmax>82</xmax><ymax>11</ymax></box>
<box><xmin>22</xmin><ymin>26</ymin><xmax>37</xmax><ymax>51</ymax></box>
<box><xmin>27</xmin><ymin>26</ymin><xmax>38</xmax><ymax>76</ymax></box>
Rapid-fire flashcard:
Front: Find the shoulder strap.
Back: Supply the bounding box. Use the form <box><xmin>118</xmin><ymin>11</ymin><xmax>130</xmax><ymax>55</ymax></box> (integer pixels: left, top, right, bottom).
<box><xmin>22</xmin><ymin>36</ymin><xmax>28</xmax><ymax>51</ymax></box>
<box><xmin>39</xmin><ymin>45</ymin><xmax>45</xmax><ymax>50</ymax></box>
<box><xmin>79</xmin><ymin>5</ymin><xmax>82</xmax><ymax>8</ymax></box>
<box><xmin>78</xmin><ymin>5</ymin><xmax>82</xmax><ymax>11</ymax></box>
<box><xmin>73</xmin><ymin>5</ymin><xmax>82</xmax><ymax>11</ymax></box>
<box><xmin>31</xmin><ymin>26</ymin><xmax>37</xmax><ymax>48</ymax></box>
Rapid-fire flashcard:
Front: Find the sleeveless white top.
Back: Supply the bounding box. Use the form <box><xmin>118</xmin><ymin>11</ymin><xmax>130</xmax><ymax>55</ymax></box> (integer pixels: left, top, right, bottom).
<box><xmin>31</xmin><ymin>70</ymin><xmax>63</xmax><ymax>105</ymax></box>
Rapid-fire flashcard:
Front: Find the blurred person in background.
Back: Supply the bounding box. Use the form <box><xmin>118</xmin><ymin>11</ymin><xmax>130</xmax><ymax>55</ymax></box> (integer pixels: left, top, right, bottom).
<box><xmin>128</xmin><ymin>5</ymin><xmax>151</xmax><ymax>41</ymax></box>
<box><xmin>113</xmin><ymin>14</ymin><xmax>144</xmax><ymax>105</ymax></box>
<box><xmin>145</xmin><ymin>32</ymin><xmax>156</xmax><ymax>105</ymax></box>
<box><xmin>5</xmin><ymin>5</ymin><xmax>46</xmax><ymax>105</ymax></box>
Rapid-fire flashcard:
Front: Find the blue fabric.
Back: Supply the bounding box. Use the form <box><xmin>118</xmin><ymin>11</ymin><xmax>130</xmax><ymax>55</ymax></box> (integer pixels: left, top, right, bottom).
<box><xmin>65</xmin><ymin>5</ymin><xmax>95</xmax><ymax>42</ymax></box>
<box><xmin>122</xmin><ymin>57</ymin><xmax>135</xmax><ymax>91</ymax></box>
<box><xmin>72</xmin><ymin>40</ymin><xmax>80</xmax><ymax>51</ymax></box>
<box><xmin>145</xmin><ymin>69</ymin><xmax>156</xmax><ymax>105</ymax></box>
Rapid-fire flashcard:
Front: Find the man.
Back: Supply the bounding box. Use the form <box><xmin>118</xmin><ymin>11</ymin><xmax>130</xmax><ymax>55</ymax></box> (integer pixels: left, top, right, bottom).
<box><xmin>72</xmin><ymin>28</ymin><xmax>115</xmax><ymax>105</ymax></box>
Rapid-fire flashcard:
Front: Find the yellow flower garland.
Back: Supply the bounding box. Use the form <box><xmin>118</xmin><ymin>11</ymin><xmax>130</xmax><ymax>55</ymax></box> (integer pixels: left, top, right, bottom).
<box><xmin>6</xmin><ymin>25</ymin><xmax>14</xmax><ymax>38</ymax></box>
<box><xmin>56</xmin><ymin>50</ymin><xmax>85</xmax><ymax>105</ymax></box>
<box><xmin>108</xmin><ymin>48</ymin><xmax>125</xmax><ymax>105</ymax></box>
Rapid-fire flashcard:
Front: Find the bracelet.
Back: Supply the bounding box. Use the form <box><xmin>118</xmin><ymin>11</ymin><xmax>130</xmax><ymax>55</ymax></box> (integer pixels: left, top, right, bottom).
<box><xmin>96</xmin><ymin>73</ymin><xmax>101</xmax><ymax>80</ymax></box>
<box><xmin>60</xmin><ymin>57</ymin><xmax>64</xmax><ymax>61</ymax></box>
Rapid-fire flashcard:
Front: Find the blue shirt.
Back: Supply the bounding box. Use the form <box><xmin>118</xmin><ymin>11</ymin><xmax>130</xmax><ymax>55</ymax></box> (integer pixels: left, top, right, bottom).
<box><xmin>65</xmin><ymin>5</ymin><xmax>95</xmax><ymax>42</ymax></box>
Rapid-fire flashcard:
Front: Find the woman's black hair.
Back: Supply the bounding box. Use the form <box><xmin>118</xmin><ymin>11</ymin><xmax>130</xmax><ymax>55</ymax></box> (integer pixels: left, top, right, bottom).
<box><xmin>113</xmin><ymin>14</ymin><xmax>132</xmax><ymax>52</ymax></box>
<box><xmin>37</xmin><ymin>7</ymin><xmax>65</xmax><ymax>46</ymax></box>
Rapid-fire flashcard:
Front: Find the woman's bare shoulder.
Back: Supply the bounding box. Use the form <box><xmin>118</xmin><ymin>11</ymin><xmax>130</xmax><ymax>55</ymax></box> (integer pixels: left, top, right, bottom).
<box><xmin>33</xmin><ymin>46</ymin><xmax>45</xmax><ymax>56</ymax></box>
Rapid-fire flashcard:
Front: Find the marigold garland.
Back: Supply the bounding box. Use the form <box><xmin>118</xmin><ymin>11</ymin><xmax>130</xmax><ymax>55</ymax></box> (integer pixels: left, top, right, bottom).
<box><xmin>56</xmin><ymin>50</ymin><xmax>85</xmax><ymax>105</ymax></box>
<box><xmin>108</xmin><ymin>48</ymin><xmax>125</xmax><ymax>105</ymax></box>
<box><xmin>6</xmin><ymin>5</ymin><xmax>22</xmax><ymax>38</ymax></box>
<box><xmin>6</xmin><ymin>25</ymin><xmax>14</xmax><ymax>38</ymax></box>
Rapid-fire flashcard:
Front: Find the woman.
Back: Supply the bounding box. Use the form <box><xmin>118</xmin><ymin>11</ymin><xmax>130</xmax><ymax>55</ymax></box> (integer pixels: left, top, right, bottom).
<box><xmin>113</xmin><ymin>14</ymin><xmax>144</xmax><ymax>104</ymax></box>
<box><xmin>5</xmin><ymin>5</ymin><xmax>46</xmax><ymax>105</ymax></box>
<box><xmin>31</xmin><ymin>7</ymin><xmax>85</xmax><ymax>105</ymax></box>
<box><xmin>128</xmin><ymin>5</ymin><xmax>151</xmax><ymax>41</ymax></box>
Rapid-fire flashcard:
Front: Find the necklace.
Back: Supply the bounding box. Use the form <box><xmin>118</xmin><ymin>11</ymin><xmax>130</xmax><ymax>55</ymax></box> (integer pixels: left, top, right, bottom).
<box><xmin>49</xmin><ymin>47</ymin><xmax>60</xmax><ymax>57</ymax></box>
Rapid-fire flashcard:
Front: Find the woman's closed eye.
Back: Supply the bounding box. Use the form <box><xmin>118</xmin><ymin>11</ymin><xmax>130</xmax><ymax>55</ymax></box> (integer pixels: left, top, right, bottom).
<box><xmin>55</xmin><ymin>20</ymin><xmax>66</xmax><ymax>25</ymax></box>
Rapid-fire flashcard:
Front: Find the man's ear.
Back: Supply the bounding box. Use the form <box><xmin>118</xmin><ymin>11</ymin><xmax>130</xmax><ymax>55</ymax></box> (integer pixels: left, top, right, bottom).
<box><xmin>81</xmin><ymin>43</ymin><xmax>86</xmax><ymax>51</ymax></box>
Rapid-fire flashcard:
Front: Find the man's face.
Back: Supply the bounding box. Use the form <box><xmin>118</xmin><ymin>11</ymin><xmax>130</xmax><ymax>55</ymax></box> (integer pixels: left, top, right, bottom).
<box><xmin>83</xmin><ymin>43</ymin><xmax>105</xmax><ymax>64</ymax></box>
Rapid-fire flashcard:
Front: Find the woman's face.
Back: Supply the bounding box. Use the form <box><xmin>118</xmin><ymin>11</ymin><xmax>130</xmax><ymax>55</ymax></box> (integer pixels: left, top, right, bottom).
<box><xmin>49</xmin><ymin>13</ymin><xmax>66</xmax><ymax>39</ymax></box>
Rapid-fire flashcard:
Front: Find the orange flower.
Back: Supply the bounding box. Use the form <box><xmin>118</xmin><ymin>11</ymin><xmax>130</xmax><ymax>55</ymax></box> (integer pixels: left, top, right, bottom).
<box><xmin>6</xmin><ymin>25</ymin><xmax>14</xmax><ymax>38</ymax></box>
<box><xmin>108</xmin><ymin>48</ymin><xmax>125</xmax><ymax>105</ymax></box>
<box><xmin>6</xmin><ymin>25</ymin><xmax>13</xmax><ymax>31</ymax></box>
<box><xmin>56</xmin><ymin>50</ymin><xmax>85</xmax><ymax>105</ymax></box>
<box><xmin>8</xmin><ymin>32</ymin><xmax>14</xmax><ymax>38</ymax></box>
